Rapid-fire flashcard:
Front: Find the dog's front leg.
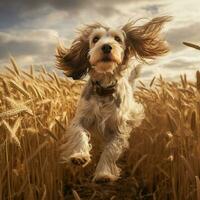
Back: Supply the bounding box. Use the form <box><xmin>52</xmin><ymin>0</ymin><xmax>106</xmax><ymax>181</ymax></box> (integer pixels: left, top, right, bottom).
<box><xmin>59</xmin><ymin>117</ymin><xmax>92</xmax><ymax>167</ymax></box>
<box><xmin>93</xmin><ymin>133</ymin><xmax>129</xmax><ymax>182</ymax></box>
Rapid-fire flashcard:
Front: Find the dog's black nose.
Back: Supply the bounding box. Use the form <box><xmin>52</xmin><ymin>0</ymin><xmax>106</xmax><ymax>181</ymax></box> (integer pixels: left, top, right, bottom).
<box><xmin>102</xmin><ymin>44</ymin><xmax>112</xmax><ymax>54</ymax></box>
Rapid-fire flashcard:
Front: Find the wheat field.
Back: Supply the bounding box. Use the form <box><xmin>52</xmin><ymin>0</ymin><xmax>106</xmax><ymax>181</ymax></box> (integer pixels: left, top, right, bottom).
<box><xmin>0</xmin><ymin>58</ymin><xmax>200</xmax><ymax>200</ymax></box>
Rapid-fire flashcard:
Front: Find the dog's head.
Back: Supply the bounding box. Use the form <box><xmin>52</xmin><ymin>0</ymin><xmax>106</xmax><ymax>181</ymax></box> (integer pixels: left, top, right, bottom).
<box><xmin>56</xmin><ymin>16</ymin><xmax>171</xmax><ymax>79</ymax></box>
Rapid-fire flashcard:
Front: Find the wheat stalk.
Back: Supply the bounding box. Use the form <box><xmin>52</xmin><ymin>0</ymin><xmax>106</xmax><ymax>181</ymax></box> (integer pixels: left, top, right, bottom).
<box><xmin>183</xmin><ymin>42</ymin><xmax>200</xmax><ymax>51</ymax></box>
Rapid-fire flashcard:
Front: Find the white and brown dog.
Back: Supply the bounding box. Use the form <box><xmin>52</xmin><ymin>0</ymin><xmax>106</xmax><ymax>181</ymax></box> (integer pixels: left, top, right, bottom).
<box><xmin>56</xmin><ymin>16</ymin><xmax>171</xmax><ymax>182</ymax></box>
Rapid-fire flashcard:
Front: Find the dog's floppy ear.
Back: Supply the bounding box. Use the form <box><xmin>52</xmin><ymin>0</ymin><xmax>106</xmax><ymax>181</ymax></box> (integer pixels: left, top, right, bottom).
<box><xmin>122</xmin><ymin>16</ymin><xmax>172</xmax><ymax>63</ymax></box>
<box><xmin>56</xmin><ymin>33</ymin><xmax>91</xmax><ymax>80</ymax></box>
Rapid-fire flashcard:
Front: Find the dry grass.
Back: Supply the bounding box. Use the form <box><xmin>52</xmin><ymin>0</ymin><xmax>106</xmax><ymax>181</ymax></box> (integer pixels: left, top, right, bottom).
<box><xmin>0</xmin><ymin>58</ymin><xmax>200</xmax><ymax>200</ymax></box>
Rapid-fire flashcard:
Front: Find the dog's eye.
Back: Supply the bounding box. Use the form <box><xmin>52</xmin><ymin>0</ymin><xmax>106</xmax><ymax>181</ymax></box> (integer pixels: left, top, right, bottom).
<box><xmin>114</xmin><ymin>36</ymin><xmax>122</xmax><ymax>43</ymax></box>
<box><xmin>93</xmin><ymin>36</ymin><xmax>100</xmax><ymax>43</ymax></box>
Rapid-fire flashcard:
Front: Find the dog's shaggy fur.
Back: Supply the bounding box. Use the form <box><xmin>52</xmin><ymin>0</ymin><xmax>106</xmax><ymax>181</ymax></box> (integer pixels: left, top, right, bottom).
<box><xmin>56</xmin><ymin>16</ymin><xmax>171</xmax><ymax>182</ymax></box>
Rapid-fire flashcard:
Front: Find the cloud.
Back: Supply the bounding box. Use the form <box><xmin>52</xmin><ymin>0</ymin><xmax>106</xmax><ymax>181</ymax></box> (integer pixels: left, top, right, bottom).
<box><xmin>0</xmin><ymin>29</ymin><xmax>59</xmax><ymax>67</ymax></box>
<box><xmin>140</xmin><ymin>68</ymin><xmax>155</xmax><ymax>78</ymax></box>
<box><xmin>163</xmin><ymin>59</ymin><xmax>200</xmax><ymax>72</ymax></box>
<box><xmin>0</xmin><ymin>0</ymin><xmax>158</xmax><ymax>29</ymax></box>
<box><xmin>166</xmin><ymin>22</ymin><xmax>200</xmax><ymax>51</ymax></box>
<box><xmin>0</xmin><ymin>0</ymin><xmax>133</xmax><ymax>21</ymax></box>
<box><xmin>0</xmin><ymin>0</ymin><xmax>200</xmax><ymax>82</ymax></box>
<box><xmin>0</xmin><ymin>0</ymin><xmax>138</xmax><ymax>11</ymax></box>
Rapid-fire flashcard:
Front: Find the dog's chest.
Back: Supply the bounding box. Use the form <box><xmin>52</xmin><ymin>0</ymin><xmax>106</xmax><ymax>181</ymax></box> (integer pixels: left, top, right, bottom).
<box><xmin>89</xmin><ymin>97</ymin><xmax>118</xmax><ymax>136</ymax></box>
<box><xmin>79</xmin><ymin>78</ymin><xmax>135</xmax><ymax>135</ymax></box>
<box><xmin>92</xmin><ymin>96</ymin><xmax>119</xmax><ymax>121</ymax></box>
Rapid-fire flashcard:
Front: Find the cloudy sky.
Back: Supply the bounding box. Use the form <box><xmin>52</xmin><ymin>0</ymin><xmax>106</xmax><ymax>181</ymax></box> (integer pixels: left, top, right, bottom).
<box><xmin>0</xmin><ymin>0</ymin><xmax>200</xmax><ymax>81</ymax></box>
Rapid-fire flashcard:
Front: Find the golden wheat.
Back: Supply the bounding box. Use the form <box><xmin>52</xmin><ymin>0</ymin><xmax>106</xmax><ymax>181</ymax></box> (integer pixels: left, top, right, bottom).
<box><xmin>0</xmin><ymin>58</ymin><xmax>200</xmax><ymax>200</ymax></box>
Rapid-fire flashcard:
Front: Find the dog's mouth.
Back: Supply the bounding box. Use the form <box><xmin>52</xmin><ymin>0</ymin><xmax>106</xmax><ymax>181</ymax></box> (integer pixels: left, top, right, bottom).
<box><xmin>101</xmin><ymin>56</ymin><xmax>114</xmax><ymax>62</ymax></box>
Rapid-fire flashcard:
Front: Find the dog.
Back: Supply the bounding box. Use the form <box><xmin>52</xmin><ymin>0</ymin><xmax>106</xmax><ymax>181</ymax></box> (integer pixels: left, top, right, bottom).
<box><xmin>56</xmin><ymin>16</ymin><xmax>171</xmax><ymax>182</ymax></box>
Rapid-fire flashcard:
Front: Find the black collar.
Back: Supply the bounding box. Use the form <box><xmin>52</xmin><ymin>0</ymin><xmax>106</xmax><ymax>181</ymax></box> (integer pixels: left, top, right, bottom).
<box><xmin>91</xmin><ymin>80</ymin><xmax>117</xmax><ymax>96</ymax></box>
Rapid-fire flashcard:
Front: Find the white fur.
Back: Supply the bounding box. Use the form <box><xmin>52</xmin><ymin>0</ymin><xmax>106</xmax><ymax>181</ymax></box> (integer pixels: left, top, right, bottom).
<box><xmin>60</xmin><ymin>66</ymin><xmax>145</xmax><ymax>182</ymax></box>
<box><xmin>59</xmin><ymin>26</ymin><xmax>145</xmax><ymax>182</ymax></box>
<box><xmin>58</xmin><ymin>18</ymin><xmax>170</xmax><ymax>181</ymax></box>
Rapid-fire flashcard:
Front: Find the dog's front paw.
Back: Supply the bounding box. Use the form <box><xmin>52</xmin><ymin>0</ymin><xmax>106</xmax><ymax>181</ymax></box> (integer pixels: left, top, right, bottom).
<box><xmin>69</xmin><ymin>153</ymin><xmax>91</xmax><ymax>167</ymax></box>
<box><xmin>93</xmin><ymin>173</ymin><xmax>118</xmax><ymax>183</ymax></box>
<box><xmin>70</xmin><ymin>154</ymin><xmax>90</xmax><ymax>167</ymax></box>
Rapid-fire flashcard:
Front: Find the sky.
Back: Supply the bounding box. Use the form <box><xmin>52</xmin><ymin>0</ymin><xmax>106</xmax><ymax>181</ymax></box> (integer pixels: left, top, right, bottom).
<box><xmin>0</xmin><ymin>0</ymin><xmax>200</xmax><ymax>82</ymax></box>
